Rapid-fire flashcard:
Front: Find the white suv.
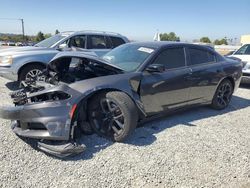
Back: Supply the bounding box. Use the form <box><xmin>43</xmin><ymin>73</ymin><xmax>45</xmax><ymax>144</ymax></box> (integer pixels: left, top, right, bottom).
<box><xmin>230</xmin><ymin>44</ymin><xmax>250</xmax><ymax>83</ymax></box>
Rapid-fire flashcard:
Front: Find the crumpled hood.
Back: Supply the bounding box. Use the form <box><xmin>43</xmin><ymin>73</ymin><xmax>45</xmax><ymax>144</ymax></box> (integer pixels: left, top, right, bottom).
<box><xmin>0</xmin><ymin>46</ymin><xmax>57</xmax><ymax>56</ymax></box>
<box><xmin>48</xmin><ymin>51</ymin><xmax>123</xmax><ymax>73</ymax></box>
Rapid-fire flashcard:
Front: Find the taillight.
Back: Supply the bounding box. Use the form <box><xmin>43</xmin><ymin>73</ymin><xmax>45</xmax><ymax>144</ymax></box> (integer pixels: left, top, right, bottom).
<box><xmin>69</xmin><ymin>104</ymin><xmax>77</xmax><ymax>119</ymax></box>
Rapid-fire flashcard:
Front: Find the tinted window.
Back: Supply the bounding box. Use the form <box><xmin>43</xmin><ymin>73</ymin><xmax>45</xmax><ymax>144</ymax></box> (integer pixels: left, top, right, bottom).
<box><xmin>110</xmin><ymin>36</ymin><xmax>125</xmax><ymax>48</ymax></box>
<box><xmin>68</xmin><ymin>35</ymin><xmax>86</xmax><ymax>48</ymax></box>
<box><xmin>153</xmin><ymin>48</ymin><xmax>185</xmax><ymax>69</ymax></box>
<box><xmin>88</xmin><ymin>35</ymin><xmax>107</xmax><ymax>49</ymax></box>
<box><xmin>188</xmin><ymin>48</ymin><xmax>216</xmax><ymax>65</ymax></box>
<box><xmin>235</xmin><ymin>44</ymin><xmax>250</xmax><ymax>55</ymax></box>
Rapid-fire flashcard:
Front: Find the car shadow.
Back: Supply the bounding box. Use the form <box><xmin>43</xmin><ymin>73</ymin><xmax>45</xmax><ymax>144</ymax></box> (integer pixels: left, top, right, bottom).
<box><xmin>5</xmin><ymin>81</ymin><xmax>20</xmax><ymax>91</ymax></box>
<box><xmin>68</xmin><ymin>95</ymin><xmax>250</xmax><ymax>161</ymax></box>
<box><xmin>240</xmin><ymin>83</ymin><xmax>250</xmax><ymax>89</ymax></box>
<box><xmin>15</xmin><ymin>94</ymin><xmax>250</xmax><ymax>161</ymax></box>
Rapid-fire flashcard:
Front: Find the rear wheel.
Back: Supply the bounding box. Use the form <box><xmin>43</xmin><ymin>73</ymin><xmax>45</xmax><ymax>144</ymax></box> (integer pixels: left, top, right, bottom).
<box><xmin>211</xmin><ymin>79</ymin><xmax>233</xmax><ymax>110</ymax></box>
<box><xmin>88</xmin><ymin>91</ymin><xmax>138</xmax><ymax>142</ymax></box>
<box><xmin>19</xmin><ymin>64</ymin><xmax>45</xmax><ymax>81</ymax></box>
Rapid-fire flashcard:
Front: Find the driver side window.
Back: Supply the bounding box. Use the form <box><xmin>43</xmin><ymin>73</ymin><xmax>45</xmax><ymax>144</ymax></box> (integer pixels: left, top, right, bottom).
<box><xmin>68</xmin><ymin>35</ymin><xmax>86</xmax><ymax>48</ymax></box>
<box><xmin>153</xmin><ymin>47</ymin><xmax>186</xmax><ymax>69</ymax></box>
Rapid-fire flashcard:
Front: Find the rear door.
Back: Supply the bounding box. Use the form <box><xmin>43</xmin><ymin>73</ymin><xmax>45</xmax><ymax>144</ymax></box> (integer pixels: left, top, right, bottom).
<box><xmin>186</xmin><ymin>47</ymin><xmax>223</xmax><ymax>104</ymax></box>
<box><xmin>140</xmin><ymin>46</ymin><xmax>192</xmax><ymax>116</ymax></box>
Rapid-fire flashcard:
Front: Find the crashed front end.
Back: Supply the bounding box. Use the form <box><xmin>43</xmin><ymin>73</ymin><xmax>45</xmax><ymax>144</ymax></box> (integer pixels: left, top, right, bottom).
<box><xmin>0</xmin><ymin>80</ymin><xmax>87</xmax><ymax>157</ymax></box>
<box><xmin>0</xmin><ymin>52</ymin><xmax>126</xmax><ymax>157</ymax></box>
<box><xmin>0</xmin><ymin>82</ymin><xmax>81</xmax><ymax>141</ymax></box>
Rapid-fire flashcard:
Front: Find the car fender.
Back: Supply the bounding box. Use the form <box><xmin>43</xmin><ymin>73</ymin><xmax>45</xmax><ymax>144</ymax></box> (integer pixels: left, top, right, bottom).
<box><xmin>69</xmin><ymin>72</ymin><xmax>146</xmax><ymax>117</ymax></box>
<box><xmin>11</xmin><ymin>51</ymin><xmax>58</xmax><ymax>74</ymax></box>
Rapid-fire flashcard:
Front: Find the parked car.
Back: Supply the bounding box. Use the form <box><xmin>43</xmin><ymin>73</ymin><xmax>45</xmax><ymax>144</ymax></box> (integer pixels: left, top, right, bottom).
<box><xmin>0</xmin><ymin>42</ymin><xmax>242</xmax><ymax>157</ymax></box>
<box><xmin>7</xmin><ymin>41</ymin><xmax>16</xmax><ymax>46</ymax></box>
<box><xmin>15</xmin><ymin>42</ymin><xmax>24</xmax><ymax>46</ymax></box>
<box><xmin>229</xmin><ymin>44</ymin><xmax>250</xmax><ymax>83</ymax></box>
<box><xmin>0</xmin><ymin>31</ymin><xmax>129</xmax><ymax>81</ymax></box>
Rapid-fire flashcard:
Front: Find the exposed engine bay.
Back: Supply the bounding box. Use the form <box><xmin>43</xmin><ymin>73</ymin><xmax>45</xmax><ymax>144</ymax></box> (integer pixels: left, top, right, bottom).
<box><xmin>43</xmin><ymin>57</ymin><xmax>119</xmax><ymax>85</ymax></box>
<box><xmin>10</xmin><ymin>56</ymin><xmax>122</xmax><ymax>106</ymax></box>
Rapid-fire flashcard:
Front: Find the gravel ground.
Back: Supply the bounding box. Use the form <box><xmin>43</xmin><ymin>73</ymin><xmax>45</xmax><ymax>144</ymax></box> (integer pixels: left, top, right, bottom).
<box><xmin>0</xmin><ymin>77</ymin><xmax>249</xmax><ymax>188</ymax></box>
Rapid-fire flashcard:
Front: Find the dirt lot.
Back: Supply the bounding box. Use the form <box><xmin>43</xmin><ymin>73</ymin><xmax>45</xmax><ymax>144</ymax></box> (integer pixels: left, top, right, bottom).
<box><xmin>0</xmin><ymin>77</ymin><xmax>249</xmax><ymax>188</ymax></box>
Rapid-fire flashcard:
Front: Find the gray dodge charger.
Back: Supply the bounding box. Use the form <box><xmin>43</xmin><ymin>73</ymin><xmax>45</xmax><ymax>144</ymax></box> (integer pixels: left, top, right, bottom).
<box><xmin>0</xmin><ymin>42</ymin><xmax>242</xmax><ymax>157</ymax></box>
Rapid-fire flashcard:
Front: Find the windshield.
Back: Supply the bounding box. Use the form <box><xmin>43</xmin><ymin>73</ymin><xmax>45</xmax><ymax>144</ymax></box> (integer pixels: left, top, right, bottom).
<box><xmin>35</xmin><ymin>34</ymin><xmax>67</xmax><ymax>48</ymax></box>
<box><xmin>234</xmin><ymin>44</ymin><xmax>250</xmax><ymax>55</ymax></box>
<box><xmin>102</xmin><ymin>43</ymin><xmax>155</xmax><ymax>72</ymax></box>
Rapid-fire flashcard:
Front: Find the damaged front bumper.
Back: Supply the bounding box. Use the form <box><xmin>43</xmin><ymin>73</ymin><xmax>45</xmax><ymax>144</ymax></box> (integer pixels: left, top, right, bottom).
<box><xmin>0</xmin><ymin>97</ymin><xmax>87</xmax><ymax>158</ymax></box>
<box><xmin>0</xmin><ymin>101</ymin><xmax>73</xmax><ymax>141</ymax></box>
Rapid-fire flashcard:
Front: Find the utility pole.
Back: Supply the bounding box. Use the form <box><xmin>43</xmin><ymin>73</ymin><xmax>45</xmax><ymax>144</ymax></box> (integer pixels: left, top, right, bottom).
<box><xmin>20</xmin><ymin>19</ymin><xmax>25</xmax><ymax>42</ymax></box>
<box><xmin>0</xmin><ymin>18</ymin><xmax>25</xmax><ymax>42</ymax></box>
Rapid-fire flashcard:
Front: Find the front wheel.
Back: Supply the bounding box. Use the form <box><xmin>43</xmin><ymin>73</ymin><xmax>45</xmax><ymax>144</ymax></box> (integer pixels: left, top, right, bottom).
<box><xmin>19</xmin><ymin>64</ymin><xmax>45</xmax><ymax>81</ymax></box>
<box><xmin>211</xmin><ymin>79</ymin><xmax>233</xmax><ymax>110</ymax></box>
<box><xmin>88</xmin><ymin>91</ymin><xmax>138</xmax><ymax>142</ymax></box>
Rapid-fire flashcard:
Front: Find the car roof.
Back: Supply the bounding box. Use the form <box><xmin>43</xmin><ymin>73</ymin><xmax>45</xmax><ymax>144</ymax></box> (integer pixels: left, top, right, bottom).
<box><xmin>128</xmin><ymin>41</ymin><xmax>215</xmax><ymax>51</ymax></box>
<box><xmin>60</xmin><ymin>30</ymin><xmax>125</xmax><ymax>38</ymax></box>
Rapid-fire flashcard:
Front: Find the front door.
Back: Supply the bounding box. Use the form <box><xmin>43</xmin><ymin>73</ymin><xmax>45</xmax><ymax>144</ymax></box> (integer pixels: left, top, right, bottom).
<box><xmin>140</xmin><ymin>47</ymin><xmax>191</xmax><ymax>116</ymax></box>
<box><xmin>87</xmin><ymin>35</ymin><xmax>111</xmax><ymax>57</ymax></box>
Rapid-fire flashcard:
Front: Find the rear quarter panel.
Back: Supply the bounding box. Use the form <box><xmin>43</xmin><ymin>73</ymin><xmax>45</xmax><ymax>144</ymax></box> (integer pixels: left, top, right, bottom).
<box><xmin>221</xmin><ymin>58</ymin><xmax>242</xmax><ymax>92</ymax></box>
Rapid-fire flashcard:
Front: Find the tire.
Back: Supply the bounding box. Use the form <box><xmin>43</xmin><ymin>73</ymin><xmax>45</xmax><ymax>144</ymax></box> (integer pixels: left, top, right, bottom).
<box><xmin>88</xmin><ymin>91</ymin><xmax>138</xmax><ymax>142</ymax></box>
<box><xmin>211</xmin><ymin>79</ymin><xmax>233</xmax><ymax>110</ymax></box>
<box><xmin>19</xmin><ymin>64</ymin><xmax>45</xmax><ymax>81</ymax></box>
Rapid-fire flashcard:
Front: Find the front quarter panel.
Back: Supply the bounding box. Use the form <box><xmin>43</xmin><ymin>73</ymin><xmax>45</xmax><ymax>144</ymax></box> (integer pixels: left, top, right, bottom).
<box><xmin>69</xmin><ymin>72</ymin><xmax>145</xmax><ymax>115</ymax></box>
<box><xmin>11</xmin><ymin>51</ymin><xmax>58</xmax><ymax>74</ymax></box>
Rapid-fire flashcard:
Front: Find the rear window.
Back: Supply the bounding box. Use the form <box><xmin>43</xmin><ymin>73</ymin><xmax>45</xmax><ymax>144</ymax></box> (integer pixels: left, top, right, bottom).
<box><xmin>110</xmin><ymin>36</ymin><xmax>126</xmax><ymax>48</ymax></box>
<box><xmin>188</xmin><ymin>48</ymin><xmax>216</xmax><ymax>65</ymax></box>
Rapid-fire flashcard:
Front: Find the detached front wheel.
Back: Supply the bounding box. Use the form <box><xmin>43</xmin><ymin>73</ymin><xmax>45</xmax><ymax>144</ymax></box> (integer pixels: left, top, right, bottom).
<box><xmin>88</xmin><ymin>91</ymin><xmax>138</xmax><ymax>142</ymax></box>
<box><xmin>211</xmin><ymin>79</ymin><xmax>233</xmax><ymax>110</ymax></box>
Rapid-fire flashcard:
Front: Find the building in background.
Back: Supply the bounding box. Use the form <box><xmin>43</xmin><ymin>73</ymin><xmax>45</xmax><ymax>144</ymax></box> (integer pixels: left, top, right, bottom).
<box><xmin>241</xmin><ymin>35</ymin><xmax>250</xmax><ymax>45</ymax></box>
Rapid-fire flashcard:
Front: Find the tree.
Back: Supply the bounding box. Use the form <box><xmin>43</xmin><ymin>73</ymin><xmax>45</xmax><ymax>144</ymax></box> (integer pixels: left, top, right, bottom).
<box><xmin>220</xmin><ymin>38</ymin><xmax>228</xmax><ymax>45</ymax></box>
<box><xmin>160</xmin><ymin>32</ymin><xmax>180</xmax><ymax>41</ymax></box>
<box><xmin>44</xmin><ymin>33</ymin><xmax>52</xmax><ymax>39</ymax></box>
<box><xmin>55</xmin><ymin>29</ymin><xmax>60</xmax><ymax>35</ymax></box>
<box><xmin>214</xmin><ymin>39</ymin><xmax>221</xmax><ymax>45</ymax></box>
<box><xmin>213</xmin><ymin>38</ymin><xmax>228</xmax><ymax>45</ymax></box>
<box><xmin>200</xmin><ymin>37</ymin><xmax>211</xmax><ymax>43</ymax></box>
<box><xmin>36</xmin><ymin>31</ymin><xmax>45</xmax><ymax>42</ymax></box>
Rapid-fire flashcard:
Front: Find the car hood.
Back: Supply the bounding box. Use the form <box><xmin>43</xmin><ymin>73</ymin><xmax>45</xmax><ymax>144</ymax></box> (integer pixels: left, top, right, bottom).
<box><xmin>0</xmin><ymin>46</ymin><xmax>57</xmax><ymax>56</ymax></box>
<box><xmin>229</xmin><ymin>55</ymin><xmax>250</xmax><ymax>63</ymax></box>
<box><xmin>48</xmin><ymin>51</ymin><xmax>124</xmax><ymax>73</ymax></box>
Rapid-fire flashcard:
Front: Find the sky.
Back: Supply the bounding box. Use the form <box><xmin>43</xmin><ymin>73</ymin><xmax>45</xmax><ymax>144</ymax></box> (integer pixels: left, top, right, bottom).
<box><xmin>0</xmin><ymin>0</ymin><xmax>249</xmax><ymax>42</ymax></box>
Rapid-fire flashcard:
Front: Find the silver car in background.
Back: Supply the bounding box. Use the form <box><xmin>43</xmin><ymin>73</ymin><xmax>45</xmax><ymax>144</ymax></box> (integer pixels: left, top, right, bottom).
<box><xmin>0</xmin><ymin>31</ymin><xmax>129</xmax><ymax>81</ymax></box>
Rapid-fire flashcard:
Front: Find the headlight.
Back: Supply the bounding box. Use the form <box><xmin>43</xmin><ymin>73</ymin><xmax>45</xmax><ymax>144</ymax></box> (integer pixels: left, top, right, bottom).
<box><xmin>0</xmin><ymin>56</ymin><xmax>13</xmax><ymax>66</ymax></box>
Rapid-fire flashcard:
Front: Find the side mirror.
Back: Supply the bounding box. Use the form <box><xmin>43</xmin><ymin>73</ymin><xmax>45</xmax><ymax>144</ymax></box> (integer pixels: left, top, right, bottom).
<box><xmin>146</xmin><ymin>64</ymin><xmax>165</xmax><ymax>73</ymax></box>
<box><xmin>57</xmin><ymin>43</ymin><xmax>68</xmax><ymax>50</ymax></box>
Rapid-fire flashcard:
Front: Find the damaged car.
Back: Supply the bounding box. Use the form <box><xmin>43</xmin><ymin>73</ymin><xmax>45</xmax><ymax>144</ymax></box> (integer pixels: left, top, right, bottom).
<box><xmin>0</xmin><ymin>42</ymin><xmax>242</xmax><ymax>157</ymax></box>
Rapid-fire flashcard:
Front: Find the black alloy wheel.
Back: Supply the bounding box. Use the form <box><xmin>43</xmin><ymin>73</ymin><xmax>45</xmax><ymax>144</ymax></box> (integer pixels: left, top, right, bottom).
<box><xmin>88</xmin><ymin>91</ymin><xmax>138</xmax><ymax>142</ymax></box>
<box><xmin>211</xmin><ymin>79</ymin><xmax>233</xmax><ymax>110</ymax></box>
